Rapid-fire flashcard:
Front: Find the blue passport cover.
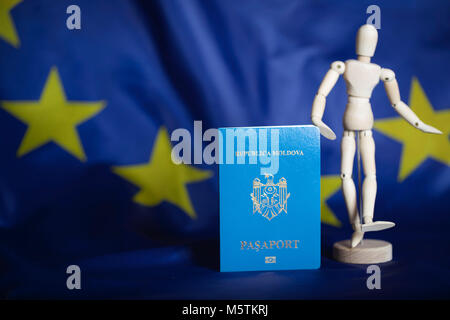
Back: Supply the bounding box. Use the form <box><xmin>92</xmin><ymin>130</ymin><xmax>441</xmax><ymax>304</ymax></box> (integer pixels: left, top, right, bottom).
<box><xmin>219</xmin><ymin>125</ymin><xmax>321</xmax><ymax>272</ymax></box>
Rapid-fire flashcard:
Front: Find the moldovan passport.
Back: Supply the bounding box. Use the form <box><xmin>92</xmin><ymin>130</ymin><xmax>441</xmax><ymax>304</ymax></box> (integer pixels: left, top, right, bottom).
<box><xmin>219</xmin><ymin>125</ymin><xmax>321</xmax><ymax>272</ymax></box>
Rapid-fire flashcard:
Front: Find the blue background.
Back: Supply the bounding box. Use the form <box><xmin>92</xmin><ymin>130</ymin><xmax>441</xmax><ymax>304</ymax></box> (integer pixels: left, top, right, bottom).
<box><xmin>0</xmin><ymin>0</ymin><xmax>449</xmax><ymax>298</ymax></box>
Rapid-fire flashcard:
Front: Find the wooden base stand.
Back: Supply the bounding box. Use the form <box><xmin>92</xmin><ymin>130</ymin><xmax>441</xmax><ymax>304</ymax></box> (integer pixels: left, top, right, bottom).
<box><xmin>333</xmin><ymin>239</ymin><xmax>392</xmax><ymax>264</ymax></box>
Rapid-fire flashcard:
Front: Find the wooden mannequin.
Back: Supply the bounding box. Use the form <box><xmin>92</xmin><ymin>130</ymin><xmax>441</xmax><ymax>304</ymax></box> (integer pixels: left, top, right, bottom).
<box><xmin>311</xmin><ymin>24</ymin><xmax>442</xmax><ymax>262</ymax></box>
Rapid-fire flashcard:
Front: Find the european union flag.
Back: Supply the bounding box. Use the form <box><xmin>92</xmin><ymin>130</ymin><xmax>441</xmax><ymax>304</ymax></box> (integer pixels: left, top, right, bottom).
<box><xmin>0</xmin><ymin>0</ymin><xmax>449</xmax><ymax>299</ymax></box>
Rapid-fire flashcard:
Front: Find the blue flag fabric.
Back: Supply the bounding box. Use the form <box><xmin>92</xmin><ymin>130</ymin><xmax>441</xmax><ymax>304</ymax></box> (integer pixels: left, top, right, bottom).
<box><xmin>0</xmin><ymin>0</ymin><xmax>449</xmax><ymax>298</ymax></box>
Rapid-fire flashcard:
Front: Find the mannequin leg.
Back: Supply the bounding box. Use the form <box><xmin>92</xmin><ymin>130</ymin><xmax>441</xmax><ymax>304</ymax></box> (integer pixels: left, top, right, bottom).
<box><xmin>359</xmin><ymin>130</ymin><xmax>377</xmax><ymax>224</ymax></box>
<box><xmin>340</xmin><ymin>131</ymin><xmax>358</xmax><ymax>225</ymax></box>
<box><xmin>341</xmin><ymin>131</ymin><xmax>363</xmax><ymax>247</ymax></box>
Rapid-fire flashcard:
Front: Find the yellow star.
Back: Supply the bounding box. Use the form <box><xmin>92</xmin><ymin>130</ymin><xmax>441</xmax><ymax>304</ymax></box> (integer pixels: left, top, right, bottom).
<box><xmin>0</xmin><ymin>0</ymin><xmax>22</xmax><ymax>48</ymax></box>
<box><xmin>112</xmin><ymin>128</ymin><xmax>213</xmax><ymax>219</ymax></box>
<box><xmin>1</xmin><ymin>67</ymin><xmax>106</xmax><ymax>161</ymax></box>
<box><xmin>321</xmin><ymin>175</ymin><xmax>342</xmax><ymax>227</ymax></box>
<box><xmin>374</xmin><ymin>78</ymin><xmax>449</xmax><ymax>181</ymax></box>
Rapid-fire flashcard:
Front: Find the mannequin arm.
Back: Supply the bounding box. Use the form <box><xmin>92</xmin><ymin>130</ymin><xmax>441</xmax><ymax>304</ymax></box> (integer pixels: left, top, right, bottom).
<box><xmin>311</xmin><ymin>61</ymin><xmax>345</xmax><ymax>140</ymax></box>
<box><xmin>381</xmin><ymin>68</ymin><xmax>442</xmax><ymax>134</ymax></box>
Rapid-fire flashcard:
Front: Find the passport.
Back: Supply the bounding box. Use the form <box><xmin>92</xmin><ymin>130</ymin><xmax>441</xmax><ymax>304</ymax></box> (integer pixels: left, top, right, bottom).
<box><xmin>219</xmin><ymin>125</ymin><xmax>321</xmax><ymax>272</ymax></box>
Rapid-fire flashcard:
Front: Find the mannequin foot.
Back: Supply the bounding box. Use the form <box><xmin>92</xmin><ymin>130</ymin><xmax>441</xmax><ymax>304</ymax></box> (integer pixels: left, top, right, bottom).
<box><xmin>361</xmin><ymin>221</ymin><xmax>395</xmax><ymax>232</ymax></box>
<box><xmin>351</xmin><ymin>230</ymin><xmax>364</xmax><ymax>248</ymax></box>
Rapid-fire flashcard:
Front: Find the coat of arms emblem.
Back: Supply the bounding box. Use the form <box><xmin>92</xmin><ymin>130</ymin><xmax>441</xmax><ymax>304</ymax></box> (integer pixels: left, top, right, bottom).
<box><xmin>250</xmin><ymin>174</ymin><xmax>290</xmax><ymax>221</ymax></box>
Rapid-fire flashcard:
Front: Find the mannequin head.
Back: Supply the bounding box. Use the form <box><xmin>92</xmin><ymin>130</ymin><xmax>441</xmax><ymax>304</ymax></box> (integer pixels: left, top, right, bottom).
<box><xmin>356</xmin><ymin>24</ymin><xmax>378</xmax><ymax>59</ymax></box>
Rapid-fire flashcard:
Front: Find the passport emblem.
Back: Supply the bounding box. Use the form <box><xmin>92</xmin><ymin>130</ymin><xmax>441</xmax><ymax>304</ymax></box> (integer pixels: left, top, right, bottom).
<box><xmin>251</xmin><ymin>174</ymin><xmax>290</xmax><ymax>221</ymax></box>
